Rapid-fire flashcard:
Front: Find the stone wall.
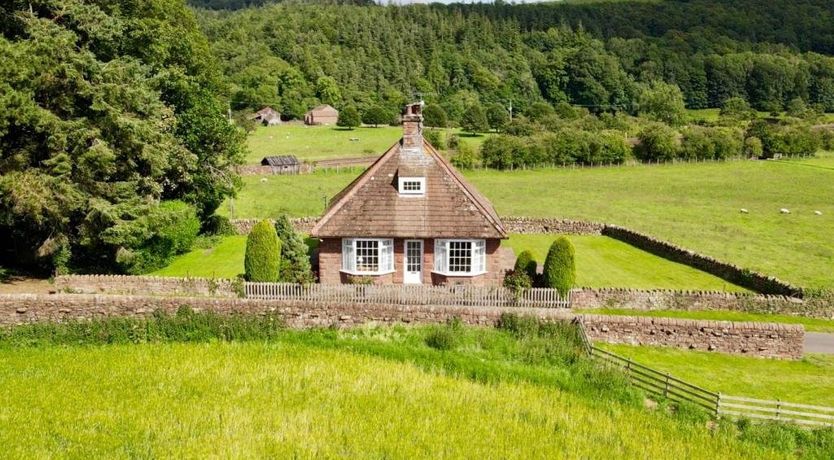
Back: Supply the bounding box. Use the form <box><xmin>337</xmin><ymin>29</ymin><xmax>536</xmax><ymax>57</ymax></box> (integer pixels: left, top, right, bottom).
<box><xmin>571</xmin><ymin>288</ymin><xmax>832</xmax><ymax>319</ymax></box>
<box><xmin>54</xmin><ymin>275</ymin><xmax>239</xmax><ymax>298</ymax></box>
<box><xmin>601</xmin><ymin>225</ymin><xmax>803</xmax><ymax>297</ymax></box>
<box><xmin>581</xmin><ymin>314</ymin><xmax>803</xmax><ymax>359</ymax></box>
<box><xmin>0</xmin><ymin>294</ymin><xmax>803</xmax><ymax>358</ymax></box>
<box><xmin>500</xmin><ymin>217</ymin><xmax>605</xmax><ymax>235</ymax></box>
<box><xmin>231</xmin><ymin>217</ymin><xmax>319</xmax><ymax>235</ymax></box>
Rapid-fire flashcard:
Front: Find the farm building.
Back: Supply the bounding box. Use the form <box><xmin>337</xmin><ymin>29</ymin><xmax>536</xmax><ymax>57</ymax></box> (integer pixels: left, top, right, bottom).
<box><xmin>249</xmin><ymin>107</ymin><xmax>281</xmax><ymax>126</ymax></box>
<box><xmin>261</xmin><ymin>155</ymin><xmax>301</xmax><ymax>174</ymax></box>
<box><xmin>304</xmin><ymin>104</ymin><xmax>339</xmax><ymax>125</ymax></box>
<box><xmin>311</xmin><ymin>103</ymin><xmax>512</xmax><ymax>285</ymax></box>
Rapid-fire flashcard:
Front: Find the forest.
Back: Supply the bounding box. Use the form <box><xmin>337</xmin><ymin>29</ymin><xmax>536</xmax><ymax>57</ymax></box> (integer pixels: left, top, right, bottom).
<box><xmin>195</xmin><ymin>0</ymin><xmax>834</xmax><ymax>120</ymax></box>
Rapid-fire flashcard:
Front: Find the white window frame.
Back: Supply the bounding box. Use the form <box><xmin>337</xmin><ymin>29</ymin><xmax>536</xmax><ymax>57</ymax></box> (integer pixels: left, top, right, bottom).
<box><xmin>341</xmin><ymin>238</ymin><xmax>394</xmax><ymax>275</ymax></box>
<box><xmin>433</xmin><ymin>239</ymin><xmax>486</xmax><ymax>276</ymax></box>
<box><xmin>398</xmin><ymin>176</ymin><xmax>426</xmax><ymax>196</ymax></box>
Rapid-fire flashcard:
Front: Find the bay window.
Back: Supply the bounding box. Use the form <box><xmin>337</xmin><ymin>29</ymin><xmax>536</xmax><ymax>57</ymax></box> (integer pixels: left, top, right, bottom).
<box><xmin>342</xmin><ymin>238</ymin><xmax>394</xmax><ymax>275</ymax></box>
<box><xmin>433</xmin><ymin>239</ymin><xmax>486</xmax><ymax>276</ymax></box>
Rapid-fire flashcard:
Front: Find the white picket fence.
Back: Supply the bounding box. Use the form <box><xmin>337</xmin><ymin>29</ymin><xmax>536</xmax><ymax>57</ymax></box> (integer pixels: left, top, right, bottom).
<box><xmin>244</xmin><ymin>282</ymin><xmax>570</xmax><ymax>308</ymax></box>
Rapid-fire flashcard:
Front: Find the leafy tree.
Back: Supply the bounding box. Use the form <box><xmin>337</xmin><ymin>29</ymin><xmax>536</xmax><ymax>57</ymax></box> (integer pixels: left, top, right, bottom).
<box><xmin>486</xmin><ymin>103</ymin><xmax>510</xmax><ymax>132</ymax></box>
<box><xmin>744</xmin><ymin>136</ymin><xmax>764</xmax><ymax>158</ymax></box>
<box><xmin>337</xmin><ymin>106</ymin><xmax>361</xmax><ymax>129</ymax></box>
<box><xmin>542</xmin><ymin>237</ymin><xmax>576</xmax><ymax>297</ymax></box>
<box><xmin>514</xmin><ymin>250</ymin><xmax>538</xmax><ymax>282</ymax></box>
<box><xmin>362</xmin><ymin>106</ymin><xmax>392</xmax><ymax>127</ymax></box>
<box><xmin>316</xmin><ymin>76</ymin><xmax>342</xmax><ymax>106</ymax></box>
<box><xmin>638</xmin><ymin>81</ymin><xmax>687</xmax><ymax>126</ymax></box>
<box><xmin>720</xmin><ymin>97</ymin><xmax>756</xmax><ymax>123</ymax></box>
<box><xmin>526</xmin><ymin>102</ymin><xmax>556</xmax><ymax>122</ymax></box>
<box><xmin>245</xmin><ymin>220</ymin><xmax>281</xmax><ymax>282</ymax></box>
<box><xmin>460</xmin><ymin>104</ymin><xmax>489</xmax><ymax>134</ymax></box>
<box><xmin>274</xmin><ymin>215</ymin><xmax>314</xmax><ymax>284</ymax></box>
<box><xmin>423</xmin><ymin>104</ymin><xmax>448</xmax><ymax>128</ymax></box>
<box><xmin>635</xmin><ymin>123</ymin><xmax>679</xmax><ymax>162</ymax></box>
<box><xmin>451</xmin><ymin>143</ymin><xmax>478</xmax><ymax>169</ymax></box>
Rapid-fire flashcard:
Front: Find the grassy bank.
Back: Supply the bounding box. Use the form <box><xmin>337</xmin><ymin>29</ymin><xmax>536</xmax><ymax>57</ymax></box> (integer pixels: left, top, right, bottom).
<box><xmin>0</xmin><ymin>313</ymin><xmax>809</xmax><ymax>459</ymax></box>
<box><xmin>603</xmin><ymin>344</ymin><xmax>834</xmax><ymax>406</ymax></box>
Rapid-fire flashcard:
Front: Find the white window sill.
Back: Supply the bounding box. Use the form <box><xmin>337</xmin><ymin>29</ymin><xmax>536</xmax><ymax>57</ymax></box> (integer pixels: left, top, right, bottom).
<box><xmin>340</xmin><ymin>269</ymin><xmax>396</xmax><ymax>276</ymax></box>
<box><xmin>431</xmin><ymin>270</ymin><xmax>487</xmax><ymax>278</ymax></box>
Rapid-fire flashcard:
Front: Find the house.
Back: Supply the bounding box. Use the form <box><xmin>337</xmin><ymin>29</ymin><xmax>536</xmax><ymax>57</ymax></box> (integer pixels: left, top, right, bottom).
<box><xmin>250</xmin><ymin>107</ymin><xmax>281</xmax><ymax>126</ymax></box>
<box><xmin>261</xmin><ymin>155</ymin><xmax>301</xmax><ymax>175</ymax></box>
<box><xmin>311</xmin><ymin>102</ymin><xmax>511</xmax><ymax>285</ymax></box>
<box><xmin>304</xmin><ymin>104</ymin><xmax>339</xmax><ymax>125</ymax></box>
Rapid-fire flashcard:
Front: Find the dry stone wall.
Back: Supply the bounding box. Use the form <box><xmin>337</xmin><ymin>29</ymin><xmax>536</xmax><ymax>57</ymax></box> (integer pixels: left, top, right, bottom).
<box><xmin>231</xmin><ymin>217</ymin><xmax>318</xmax><ymax>235</ymax></box>
<box><xmin>571</xmin><ymin>288</ymin><xmax>832</xmax><ymax>319</ymax></box>
<box><xmin>54</xmin><ymin>275</ymin><xmax>239</xmax><ymax>298</ymax></box>
<box><xmin>0</xmin><ymin>294</ymin><xmax>803</xmax><ymax>358</ymax></box>
<box><xmin>500</xmin><ymin>217</ymin><xmax>605</xmax><ymax>235</ymax></box>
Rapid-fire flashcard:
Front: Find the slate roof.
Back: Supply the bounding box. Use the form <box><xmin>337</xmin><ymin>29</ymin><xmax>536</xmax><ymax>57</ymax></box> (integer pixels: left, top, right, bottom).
<box><xmin>306</xmin><ymin>104</ymin><xmax>338</xmax><ymax>115</ymax></box>
<box><xmin>310</xmin><ymin>139</ymin><xmax>506</xmax><ymax>239</ymax></box>
<box><xmin>261</xmin><ymin>155</ymin><xmax>299</xmax><ymax>167</ymax></box>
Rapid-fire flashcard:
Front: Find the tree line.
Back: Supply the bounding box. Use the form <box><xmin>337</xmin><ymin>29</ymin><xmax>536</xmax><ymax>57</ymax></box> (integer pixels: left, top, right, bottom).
<box><xmin>196</xmin><ymin>0</ymin><xmax>834</xmax><ymax>123</ymax></box>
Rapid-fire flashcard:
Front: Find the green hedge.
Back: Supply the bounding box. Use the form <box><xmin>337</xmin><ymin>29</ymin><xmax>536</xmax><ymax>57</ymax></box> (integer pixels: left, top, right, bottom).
<box><xmin>244</xmin><ymin>219</ymin><xmax>281</xmax><ymax>282</ymax></box>
<box><xmin>514</xmin><ymin>250</ymin><xmax>538</xmax><ymax>281</ymax></box>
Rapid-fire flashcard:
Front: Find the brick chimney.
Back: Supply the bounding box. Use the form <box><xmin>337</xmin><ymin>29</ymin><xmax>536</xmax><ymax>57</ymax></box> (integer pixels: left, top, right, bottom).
<box><xmin>401</xmin><ymin>102</ymin><xmax>423</xmax><ymax>155</ymax></box>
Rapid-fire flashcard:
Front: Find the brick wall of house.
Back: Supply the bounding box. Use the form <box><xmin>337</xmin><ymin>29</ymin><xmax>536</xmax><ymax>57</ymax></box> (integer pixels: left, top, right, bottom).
<box><xmin>317</xmin><ymin>237</ymin><xmax>512</xmax><ymax>285</ymax></box>
<box><xmin>0</xmin><ymin>294</ymin><xmax>803</xmax><ymax>358</ymax></box>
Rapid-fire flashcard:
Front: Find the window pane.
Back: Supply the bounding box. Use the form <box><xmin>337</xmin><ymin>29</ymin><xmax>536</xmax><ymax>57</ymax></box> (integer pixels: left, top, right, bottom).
<box><xmin>355</xmin><ymin>240</ymin><xmax>379</xmax><ymax>272</ymax></box>
<box><xmin>448</xmin><ymin>241</ymin><xmax>472</xmax><ymax>273</ymax></box>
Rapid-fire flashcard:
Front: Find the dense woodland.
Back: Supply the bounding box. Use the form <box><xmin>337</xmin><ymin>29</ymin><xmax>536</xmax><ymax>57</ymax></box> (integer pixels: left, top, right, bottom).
<box><xmin>3</xmin><ymin>0</ymin><xmax>834</xmax><ymax>274</ymax></box>
<box><xmin>196</xmin><ymin>0</ymin><xmax>834</xmax><ymax>119</ymax></box>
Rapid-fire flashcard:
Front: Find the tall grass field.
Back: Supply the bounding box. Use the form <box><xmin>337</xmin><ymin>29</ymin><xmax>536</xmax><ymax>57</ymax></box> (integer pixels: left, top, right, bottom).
<box><xmin>221</xmin><ymin>156</ymin><xmax>834</xmax><ymax>289</ymax></box>
<box><xmin>0</xmin><ymin>313</ymin><xmax>818</xmax><ymax>459</ymax></box>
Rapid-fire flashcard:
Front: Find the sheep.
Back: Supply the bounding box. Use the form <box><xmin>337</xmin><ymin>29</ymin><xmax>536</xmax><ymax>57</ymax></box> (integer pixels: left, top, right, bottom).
<box><xmin>780</xmin><ymin>208</ymin><xmax>790</xmax><ymax>214</ymax></box>
<box><xmin>739</xmin><ymin>208</ymin><xmax>749</xmax><ymax>214</ymax></box>
<box><xmin>260</xmin><ymin>177</ymin><xmax>268</xmax><ymax>183</ymax></box>
<box><xmin>814</xmin><ymin>210</ymin><xmax>823</xmax><ymax>216</ymax></box>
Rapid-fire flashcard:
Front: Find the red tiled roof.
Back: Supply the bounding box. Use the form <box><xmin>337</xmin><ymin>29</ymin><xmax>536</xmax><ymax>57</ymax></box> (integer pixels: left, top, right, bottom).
<box><xmin>311</xmin><ymin>138</ymin><xmax>506</xmax><ymax>239</ymax></box>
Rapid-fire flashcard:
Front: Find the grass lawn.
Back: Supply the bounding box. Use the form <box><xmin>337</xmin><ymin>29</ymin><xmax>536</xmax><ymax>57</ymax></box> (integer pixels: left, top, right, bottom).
<box><xmin>602</xmin><ymin>344</ymin><xmax>834</xmax><ymax>407</ymax></box>
<box><xmin>506</xmin><ymin>234</ymin><xmax>747</xmax><ymax>291</ymax></box>
<box><xmin>155</xmin><ymin>234</ymin><xmax>743</xmax><ymax>290</ymax></box>
<box><xmin>578</xmin><ymin>308</ymin><xmax>834</xmax><ymax>333</ymax></box>
<box><xmin>245</xmin><ymin>124</ymin><xmax>488</xmax><ymax>164</ymax></box>
<box><xmin>220</xmin><ymin>157</ymin><xmax>834</xmax><ymax>288</ymax></box>
<box><xmin>152</xmin><ymin>236</ymin><xmax>247</xmax><ymax>279</ymax></box>
<box><xmin>0</xmin><ymin>327</ymin><xmax>788</xmax><ymax>459</ymax></box>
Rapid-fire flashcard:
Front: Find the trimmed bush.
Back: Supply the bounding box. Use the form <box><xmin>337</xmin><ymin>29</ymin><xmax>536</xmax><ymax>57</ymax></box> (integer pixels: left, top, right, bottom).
<box><xmin>542</xmin><ymin>237</ymin><xmax>576</xmax><ymax>296</ymax></box>
<box><xmin>514</xmin><ymin>250</ymin><xmax>538</xmax><ymax>281</ymax></box>
<box><xmin>244</xmin><ymin>219</ymin><xmax>281</xmax><ymax>282</ymax></box>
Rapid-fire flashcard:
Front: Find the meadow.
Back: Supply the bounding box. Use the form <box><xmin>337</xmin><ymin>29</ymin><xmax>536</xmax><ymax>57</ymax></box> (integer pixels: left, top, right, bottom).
<box><xmin>0</xmin><ymin>318</ymin><xmax>803</xmax><ymax>459</ymax></box>
<box><xmin>154</xmin><ymin>234</ymin><xmax>744</xmax><ymax>291</ymax></box>
<box><xmin>221</xmin><ymin>156</ymin><xmax>834</xmax><ymax>288</ymax></box>
<box><xmin>603</xmin><ymin>344</ymin><xmax>834</xmax><ymax>407</ymax></box>
<box><xmin>245</xmin><ymin>124</ymin><xmax>486</xmax><ymax>164</ymax></box>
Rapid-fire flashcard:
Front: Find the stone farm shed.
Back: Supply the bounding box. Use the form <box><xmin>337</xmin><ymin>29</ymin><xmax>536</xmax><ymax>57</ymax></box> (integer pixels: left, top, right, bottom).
<box><xmin>261</xmin><ymin>155</ymin><xmax>301</xmax><ymax>175</ymax></box>
<box><xmin>249</xmin><ymin>106</ymin><xmax>282</xmax><ymax>126</ymax></box>
<box><xmin>305</xmin><ymin>104</ymin><xmax>339</xmax><ymax>125</ymax></box>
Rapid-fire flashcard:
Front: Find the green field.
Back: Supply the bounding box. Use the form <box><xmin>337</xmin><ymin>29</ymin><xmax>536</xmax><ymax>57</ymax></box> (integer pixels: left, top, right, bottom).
<box><xmin>579</xmin><ymin>308</ymin><xmax>834</xmax><ymax>333</ymax></box>
<box><xmin>155</xmin><ymin>234</ymin><xmax>744</xmax><ymax>290</ymax></box>
<box><xmin>220</xmin><ymin>157</ymin><xmax>834</xmax><ymax>288</ymax></box>
<box><xmin>245</xmin><ymin>124</ymin><xmax>487</xmax><ymax>164</ymax></box>
<box><xmin>603</xmin><ymin>344</ymin><xmax>834</xmax><ymax>406</ymax></box>
<box><xmin>506</xmin><ymin>235</ymin><xmax>746</xmax><ymax>291</ymax></box>
<box><xmin>0</xmin><ymin>326</ymin><xmax>793</xmax><ymax>459</ymax></box>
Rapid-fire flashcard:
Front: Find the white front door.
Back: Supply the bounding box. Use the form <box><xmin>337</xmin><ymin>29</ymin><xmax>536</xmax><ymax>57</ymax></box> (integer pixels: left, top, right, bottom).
<box><xmin>404</xmin><ymin>240</ymin><xmax>423</xmax><ymax>284</ymax></box>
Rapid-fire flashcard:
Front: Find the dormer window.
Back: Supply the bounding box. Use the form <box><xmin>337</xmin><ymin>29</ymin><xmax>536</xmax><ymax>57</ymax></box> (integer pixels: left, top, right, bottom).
<box><xmin>398</xmin><ymin>176</ymin><xmax>426</xmax><ymax>196</ymax></box>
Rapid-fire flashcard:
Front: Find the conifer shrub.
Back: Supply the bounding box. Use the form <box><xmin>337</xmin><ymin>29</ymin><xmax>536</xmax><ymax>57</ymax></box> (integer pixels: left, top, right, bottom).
<box><xmin>542</xmin><ymin>237</ymin><xmax>576</xmax><ymax>297</ymax></box>
<box><xmin>514</xmin><ymin>250</ymin><xmax>538</xmax><ymax>281</ymax></box>
<box><xmin>273</xmin><ymin>214</ymin><xmax>314</xmax><ymax>284</ymax></box>
<box><xmin>244</xmin><ymin>219</ymin><xmax>281</xmax><ymax>282</ymax></box>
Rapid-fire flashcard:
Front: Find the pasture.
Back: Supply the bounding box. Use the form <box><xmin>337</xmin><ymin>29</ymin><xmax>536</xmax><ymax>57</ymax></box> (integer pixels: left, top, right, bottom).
<box><xmin>155</xmin><ymin>234</ymin><xmax>743</xmax><ymax>291</ymax></box>
<box><xmin>0</xmin><ymin>324</ymin><xmax>792</xmax><ymax>459</ymax></box>
<box><xmin>603</xmin><ymin>344</ymin><xmax>834</xmax><ymax>406</ymax></box>
<box><xmin>245</xmin><ymin>124</ymin><xmax>486</xmax><ymax>164</ymax></box>
<box><xmin>220</xmin><ymin>156</ymin><xmax>834</xmax><ymax>288</ymax></box>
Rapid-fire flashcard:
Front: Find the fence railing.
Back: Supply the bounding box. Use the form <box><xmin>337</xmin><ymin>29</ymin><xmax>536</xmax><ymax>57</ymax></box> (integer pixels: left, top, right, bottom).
<box><xmin>244</xmin><ymin>282</ymin><xmax>570</xmax><ymax>308</ymax></box>
<box><xmin>573</xmin><ymin>319</ymin><xmax>834</xmax><ymax>427</ymax></box>
<box><xmin>718</xmin><ymin>395</ymin><xmax>834</xmax><ymax>427</ymax></box>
